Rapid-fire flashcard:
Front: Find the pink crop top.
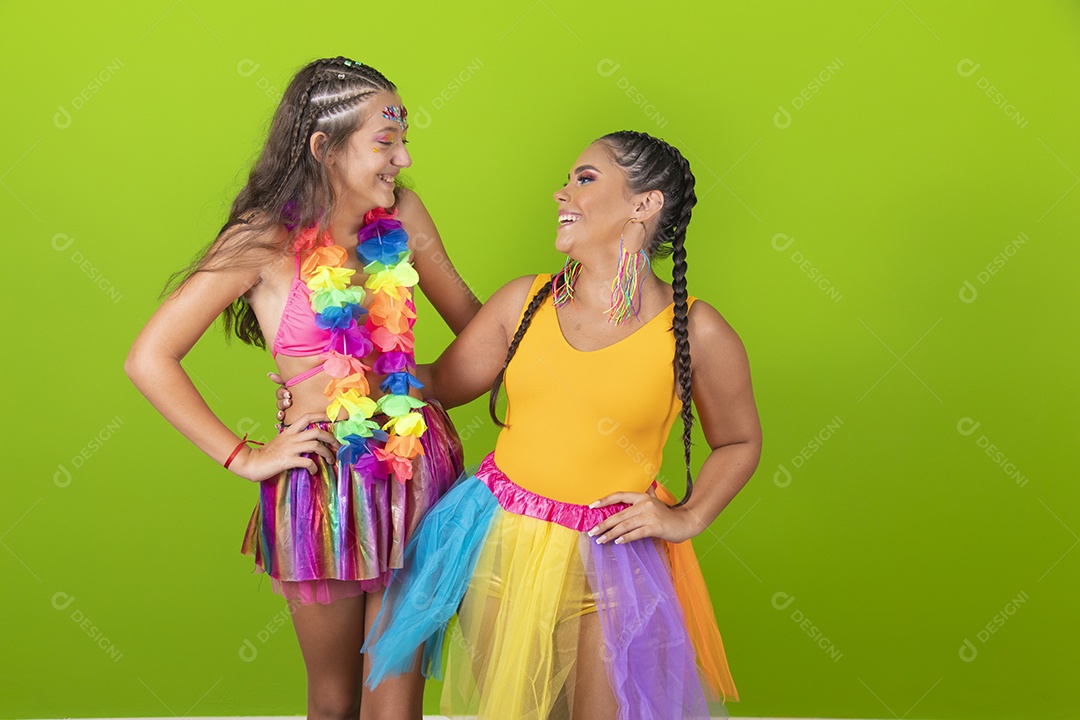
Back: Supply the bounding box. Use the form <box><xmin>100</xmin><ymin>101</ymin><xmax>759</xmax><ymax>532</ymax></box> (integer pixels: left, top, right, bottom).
<box><xmin>272</xmin><ymin>253</ymin><xmax>332</xmax><ymax>359</ymax></box>
<box><xmin>271</xmin><ymin>253</ymin><xmax>339</xmax><ymax>388</ymax></box>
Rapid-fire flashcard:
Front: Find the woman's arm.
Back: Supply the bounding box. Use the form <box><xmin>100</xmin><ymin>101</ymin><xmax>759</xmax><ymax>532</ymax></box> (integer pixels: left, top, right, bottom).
<box><xmin>587</xmin><ymin>300</ymin><xmax>762</xmax><ymax>543</ymax></box>
<box><xmin>125</xmin><ymin>233</ymin><xmax>336</xmax><ymax>481</ymax></box>
<box><xmin>671</xmin><ymin>301</ymin><xmax>762</xmax><ymax>534</ymax></box>
<box><xmin>396</xmin><ymin>187</ymin><xmax>482</xmax><ymax>335</ymax></box>
<box><xmin>277</xmin><ymin>274</ymin><xmax>533</xmax><ymax>416</ymax></box>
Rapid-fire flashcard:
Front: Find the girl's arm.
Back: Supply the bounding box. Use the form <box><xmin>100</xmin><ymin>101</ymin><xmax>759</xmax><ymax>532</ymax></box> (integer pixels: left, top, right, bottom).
<box><xmin>422</xmin><ymin>275</ymin><xmax>538</xmax><ymax>409</ymax></box>
<box><xmin>588</xmin><ymin>300</ymin><xmax>762</xmax><ymax>543</ymax></box>
<box><xmin>125</xmin><ymin>232</ymin><xmax>337</xmax><ymax>481</ymax></box>
<box><xmin>396</xmin><ymin>187</ymin><xmax>482</xmax><ymax>335</ymax></box>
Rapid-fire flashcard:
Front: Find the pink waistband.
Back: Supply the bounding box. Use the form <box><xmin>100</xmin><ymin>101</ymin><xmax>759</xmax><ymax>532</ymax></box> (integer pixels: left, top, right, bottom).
<box><xmin>475</xmin><ymin>452</ymin><xmax>653</xmax><ymax>533</ymax></box>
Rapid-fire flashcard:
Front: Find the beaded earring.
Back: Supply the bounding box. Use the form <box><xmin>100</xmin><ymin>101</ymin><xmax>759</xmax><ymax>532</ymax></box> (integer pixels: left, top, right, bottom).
<box><xmin>551</xmin><ymin>257</ymin><xmax>581</xmax><ymax>308</ymax></box>
<box><xmin>608</xmin><ymin>223</ymin><xmax>651</xmax><ymax>325</ymax></box>
<box><xmin>551</xmin><ymin>220</ymin><xmax>651</xmax><ymax>324</ymax></box>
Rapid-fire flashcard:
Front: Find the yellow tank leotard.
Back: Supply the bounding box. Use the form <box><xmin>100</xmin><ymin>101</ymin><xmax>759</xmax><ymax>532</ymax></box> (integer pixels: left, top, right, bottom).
<box><xmin>494</xmin><ymin>273</ymin><xmax>698</xmax><ymax>506</ymax></box>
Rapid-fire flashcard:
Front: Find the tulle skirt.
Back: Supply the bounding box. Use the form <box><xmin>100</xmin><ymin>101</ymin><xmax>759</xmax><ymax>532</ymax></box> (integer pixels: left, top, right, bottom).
<box><xmin>240</xmin><ymin>400</ymin><xmax>464</xmax><ymax>604</ymax></box>
<box><xmin>362</xmin><ymin>451</ymin><xmax>738</xmax><ymax>719</ymax></box>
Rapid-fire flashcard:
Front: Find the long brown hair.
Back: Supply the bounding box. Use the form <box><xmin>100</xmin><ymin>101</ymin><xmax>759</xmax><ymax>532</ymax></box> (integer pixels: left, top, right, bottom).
<box><xmin>165</xmin><ymin>56</ymin><xmax>397</xmax><ymax>347</ymax></box>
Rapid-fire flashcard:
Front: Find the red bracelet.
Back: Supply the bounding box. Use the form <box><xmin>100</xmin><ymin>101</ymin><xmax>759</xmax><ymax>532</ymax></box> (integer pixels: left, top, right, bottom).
<box><xmin>223</xmin><ymin>433</ymin><xmax>265</xmax><ymax>470</ymax></box>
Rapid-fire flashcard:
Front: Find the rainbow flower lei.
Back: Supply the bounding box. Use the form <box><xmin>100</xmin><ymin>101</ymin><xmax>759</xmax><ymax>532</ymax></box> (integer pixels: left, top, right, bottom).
<box><xmin>293</xmin><ymin>207</ymin><xmax>427</xmax><ymax>483</ymax></box>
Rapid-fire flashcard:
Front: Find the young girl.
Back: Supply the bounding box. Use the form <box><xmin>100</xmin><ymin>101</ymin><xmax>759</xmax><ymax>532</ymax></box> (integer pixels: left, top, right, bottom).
<box><xmin>359</xmin><ymin>130</ymin><xmax>762</xmax><ymax>718</ymax></box>
<box><xmin>125</xmin><ymin>57</ymin><xmax>480</xmax><ymax>718</ymax></box>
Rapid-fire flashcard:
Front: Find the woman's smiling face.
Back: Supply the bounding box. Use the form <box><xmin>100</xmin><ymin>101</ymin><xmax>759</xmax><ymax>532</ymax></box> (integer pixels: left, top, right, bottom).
<box><xmin>552</xmin><ymin>142</ymin><xmax>640</xmax><ymax>257</ymax></box>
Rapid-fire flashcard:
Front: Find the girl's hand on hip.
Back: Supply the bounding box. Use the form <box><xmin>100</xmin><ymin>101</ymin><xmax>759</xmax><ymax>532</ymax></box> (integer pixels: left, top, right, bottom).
<box><xmin>587</xmin><ymin>486</ymin><xmax>701</xmax><ymax>545</ymax></box>
<box><xmin>230</xmin><ymin>412</ymin><xmax>337</xmax><ymax>482</ymax></box>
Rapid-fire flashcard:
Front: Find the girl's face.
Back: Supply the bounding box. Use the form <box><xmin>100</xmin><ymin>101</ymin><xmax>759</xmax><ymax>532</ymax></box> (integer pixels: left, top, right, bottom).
<box><xmin>552</xmin><ymin>142</ymin><xmax>639</xmax><ymax>258</ymax></box>
<box><xmin>328</xmin><ymin>90</ymin><xmax>412</xmax><ymax>211</ymax></box>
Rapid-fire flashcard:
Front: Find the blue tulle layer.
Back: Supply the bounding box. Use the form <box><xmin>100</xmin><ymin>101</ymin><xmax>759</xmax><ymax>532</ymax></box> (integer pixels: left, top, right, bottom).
<box><xmin>361</xmin><ymin>475</ymin><xmax>498</xmax><ymax>686</ymax></box>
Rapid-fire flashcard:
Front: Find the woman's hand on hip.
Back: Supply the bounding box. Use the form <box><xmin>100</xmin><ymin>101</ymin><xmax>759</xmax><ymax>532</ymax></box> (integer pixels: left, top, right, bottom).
<box><xmin>587</xmin><ymin>486</ymin><xmax>703</xmax><ymax>545</ymax></box>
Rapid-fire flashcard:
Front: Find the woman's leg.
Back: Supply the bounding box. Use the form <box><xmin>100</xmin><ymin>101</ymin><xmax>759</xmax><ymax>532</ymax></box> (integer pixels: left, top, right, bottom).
<box><xmin>570</xmin><ymin>610</ymin><xmax>618</xmax><ymax>720</ymax></box>
<box><xmin>290</xmin><ymin>594</ymin><xmax>367</xmax><ymax>720</ymax></box>
<box><xmin>359</xmin><ymin>588</ymin><xmax>426</xmax><ymax>720</ymax></box>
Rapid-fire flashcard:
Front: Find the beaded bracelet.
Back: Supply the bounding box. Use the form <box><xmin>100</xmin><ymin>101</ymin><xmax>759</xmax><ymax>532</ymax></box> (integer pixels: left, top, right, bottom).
<box><xmin>223</xmin><ymin>433</ymin><xmax>265</xmax><ymax>470</ymax></box>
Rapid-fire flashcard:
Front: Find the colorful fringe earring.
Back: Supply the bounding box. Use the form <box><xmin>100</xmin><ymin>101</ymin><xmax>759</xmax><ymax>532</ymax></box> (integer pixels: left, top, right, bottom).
<box><xmin>551</xmin><ymin>256</ymin><xmax>581</xmax><ymax>308</ymax></box>
<box><xmin>608</xmin><ymin>235</ymin><xmax>651</xmax><ymax>325</ymax></box>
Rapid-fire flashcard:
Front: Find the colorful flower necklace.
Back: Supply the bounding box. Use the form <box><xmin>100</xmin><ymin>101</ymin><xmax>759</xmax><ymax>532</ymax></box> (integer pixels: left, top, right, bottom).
<box><xmin>292</xmin><ymin>207</ymin><xmax>427</xmax><ymax>483</ymax></box>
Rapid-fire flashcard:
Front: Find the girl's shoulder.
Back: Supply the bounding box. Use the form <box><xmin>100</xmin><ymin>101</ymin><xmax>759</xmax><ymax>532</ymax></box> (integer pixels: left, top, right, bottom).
<box><xmin>207</xmin><ymin>212</ymin><xmax>288</xmax><ymax>269</ymax></box>
<box><xmin>223</xmin><ymin>210</ymin><xmax>286</xmax><ymax>244</ymax></box>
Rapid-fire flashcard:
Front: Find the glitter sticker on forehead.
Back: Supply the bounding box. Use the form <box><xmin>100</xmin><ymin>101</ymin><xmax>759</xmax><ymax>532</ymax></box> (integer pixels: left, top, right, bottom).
<box><xmin>382</xmin><ymin>105</ymin><xmax>408</xmax><ymax>131</ymax></box>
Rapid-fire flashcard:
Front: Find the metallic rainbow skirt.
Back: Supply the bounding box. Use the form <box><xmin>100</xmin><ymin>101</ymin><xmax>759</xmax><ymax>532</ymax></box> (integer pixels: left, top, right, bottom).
<box><xmin>241</xmin><ymin>400</ymin><xmax>464</xmax><ymax>603</ymax></box>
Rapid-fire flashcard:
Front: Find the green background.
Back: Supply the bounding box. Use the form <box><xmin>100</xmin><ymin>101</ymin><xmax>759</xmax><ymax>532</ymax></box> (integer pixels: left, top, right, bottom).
<box><xmin>3</xmin><ymin>1</ymin><xmax>1077</xmax><ymax>717</ymax></box>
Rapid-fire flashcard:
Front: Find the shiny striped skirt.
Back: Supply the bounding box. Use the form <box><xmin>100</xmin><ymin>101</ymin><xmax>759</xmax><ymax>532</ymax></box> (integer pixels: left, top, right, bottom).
<box><xmin>240</xmin><ymin>400</ymin><xmax>464</xmax><ymax>604</ymax></box>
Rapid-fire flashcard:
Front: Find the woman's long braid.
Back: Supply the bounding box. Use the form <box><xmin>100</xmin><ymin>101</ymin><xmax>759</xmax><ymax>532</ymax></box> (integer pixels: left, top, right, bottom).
<box><xmin>668</xmin><ymin>149</ymin><xmax>697</xmax><ymax>507</ymax></box>
<box><xmin>599</xmin><ymin>131</ymin><xmax>698</xmax><ymax>506</ymax></box>
<box><xmin>489</xmin><ymin>282</ymin><xmax>553</xmax><ymax>427</ymax></box>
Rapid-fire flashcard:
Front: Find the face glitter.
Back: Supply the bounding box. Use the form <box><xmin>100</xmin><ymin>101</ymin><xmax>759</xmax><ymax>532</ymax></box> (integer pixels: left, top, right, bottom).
<box><xmin>382</xmin><ymin>105</ymin><xmax>408</xmax><ymax>131</ymax></box>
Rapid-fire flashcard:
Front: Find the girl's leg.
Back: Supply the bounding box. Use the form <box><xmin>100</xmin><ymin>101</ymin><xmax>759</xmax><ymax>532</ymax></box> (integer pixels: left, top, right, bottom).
<box><xmin>570</xmin><ymin>611</ymin><xmax>618</xmax><ymax>720</ymax></box>
<box><xmin>290</xmin><ymin>594</ymin><xmax>367</xmax><ymax>720</ymax></box>
<box><xmin>359</xmin><ymin>588</ymin><xmax>425</xmax><ymax>720</ymax></box>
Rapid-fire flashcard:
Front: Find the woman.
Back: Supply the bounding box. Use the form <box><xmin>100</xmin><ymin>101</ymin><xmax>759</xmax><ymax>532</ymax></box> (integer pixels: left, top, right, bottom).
<box><xmin>125</xmin><ymin>57</ymin><xmax>479</xmax><ymax>718</ymax></box>
<box><xmin>358</xmin><ymin>130</ymin><xmax>761</xmax><ymax>718</ymax></box>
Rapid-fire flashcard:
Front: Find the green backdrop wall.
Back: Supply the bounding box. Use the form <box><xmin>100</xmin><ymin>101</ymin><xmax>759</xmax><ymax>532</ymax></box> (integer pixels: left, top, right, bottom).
<box><xmin>3</xmin><ymin>1</ymin><xmax>1076</xmax><ymax>718</ymax></box>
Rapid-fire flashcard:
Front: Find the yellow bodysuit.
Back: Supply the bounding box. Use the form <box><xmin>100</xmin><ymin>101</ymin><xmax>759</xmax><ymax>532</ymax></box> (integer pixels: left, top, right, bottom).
<box><xmin>495</xmin><ymin>273</ymin><xmax>698</xmax><ymax>505</ymax></box>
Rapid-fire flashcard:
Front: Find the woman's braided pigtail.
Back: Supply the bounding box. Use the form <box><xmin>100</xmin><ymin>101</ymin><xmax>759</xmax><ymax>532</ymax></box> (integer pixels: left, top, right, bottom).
<box><xmin>489</xmin><ymin>282</ymin><xmax>553</xmax><ymax>428</ymax></box>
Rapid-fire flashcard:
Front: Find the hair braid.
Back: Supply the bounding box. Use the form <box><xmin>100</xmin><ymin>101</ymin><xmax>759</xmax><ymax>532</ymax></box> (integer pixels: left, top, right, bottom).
<box><xmin>598</xmin><ymin>130</ymin><xmax>698</xmax><ymax>505</ymax></box>
<box><xmin>167</xmin><ymin>56</ymin><xmax>399</xmax><ymax>346</ymax></box>
<box><xmin>272</xmin><ymin>60</ymin><xmax>348</xmax><ymax>206</ymax></box>
<box><xmin>669</xmin><ymin>151</ymin><xmax>698</xmax><ymax>506</ymax></box>
<box><xmin>489</xmin><ymin>281</ymin><xmax>553</xmax><ymax>428</ymax></box>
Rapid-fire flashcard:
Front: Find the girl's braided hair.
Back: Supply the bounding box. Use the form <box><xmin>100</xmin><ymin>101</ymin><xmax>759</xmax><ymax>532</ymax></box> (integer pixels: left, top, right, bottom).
<box><xmin>167</xmin><ymin>56</ymin><xmax>398</xmax><ymax>346</ymax></box>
